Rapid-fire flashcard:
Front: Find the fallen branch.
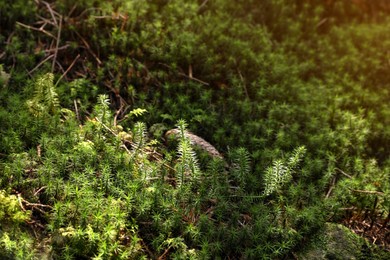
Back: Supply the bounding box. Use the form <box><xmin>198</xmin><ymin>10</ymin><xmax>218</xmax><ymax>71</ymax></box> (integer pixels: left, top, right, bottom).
<box><xmin>17</xmin><ymin>193</ymin><xmax>53</xmax><ymax>215</ymax></box>
<box><xmin>336</xmin><ymin>167</ymin><xmax>352</xmax><ymax>179</ymax></box>
<box><xmin>325</xmin><ymin>175</ymin><xmax>337</xmax><ymax>199</ymax></box>
<box><xmin>349</xmin><ymin>189</ymin><xmax>384</xmax><ymax>196</ymax></box>
<box><xmin>34</xmin><ymin>186</ymin><xmax>46</xmax><ymax>196</ymax></box>
<box><xmin>16</xmin><ymin>21</ymin><xmax>56</xmax><ymax>39</ymax></box>
<box><xmin>52</xmin><ymin>15</ymin><xmax>62</xmax><ymax>72</ymax></box>
<box><xmin>74</xmin><ymin>99</ymin><xmax>80</xmax><ymax>123</ymax></box>
<box><xmin>41</xmin><ymin>0</ymin><xmax>60</xmax><ymax>26</ymax></box>
<box><xmin>28</xmin><ymin>54</ymin><xmax>54</xmax><ymax>75</ymax></box>
<box><xmin>74</xmin><ymin>30</ymin><xmax>102</xmax><ymax>65</ymax></box>
<box><xmin>55</xmin><ymin>54</ymin><xmax>80</xmax><ymax>86</ymax></box>
<box><xmin>158</xmin><ymin>62</ymin><xmax>209</xmax><ymax>86</ymax></box>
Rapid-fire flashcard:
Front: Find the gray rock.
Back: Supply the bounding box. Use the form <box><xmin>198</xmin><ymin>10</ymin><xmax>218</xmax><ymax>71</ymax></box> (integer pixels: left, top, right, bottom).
<box><xmin>299</xmin><ymin>223</ymin><xmax>389</xmax><ymax>260</ymax></box>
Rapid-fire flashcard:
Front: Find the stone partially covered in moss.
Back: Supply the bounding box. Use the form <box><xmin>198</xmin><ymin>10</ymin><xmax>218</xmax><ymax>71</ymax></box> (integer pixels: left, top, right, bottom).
<box><xmin>299</xmin><ymin>223</ymin><xmax>389</xmax><ymax>260</ymax></box>
<box><xmin>0</xmin><ymin>65</ymin><xmax>10</xmax><ymax>87</ymax></box>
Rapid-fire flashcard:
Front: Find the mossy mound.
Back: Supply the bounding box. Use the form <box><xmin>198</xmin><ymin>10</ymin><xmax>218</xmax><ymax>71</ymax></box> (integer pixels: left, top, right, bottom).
<box><xmin>300</xmin><ymin>223</ymin><xmax>390</xmax><ymax>260</ymax></box>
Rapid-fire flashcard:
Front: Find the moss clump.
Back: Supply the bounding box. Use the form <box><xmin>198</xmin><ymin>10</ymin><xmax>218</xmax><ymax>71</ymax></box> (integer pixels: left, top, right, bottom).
<box><xmin>300</xmin><ymin>223</ymin><xmax>390</xmax><ymax>260</ymax></box>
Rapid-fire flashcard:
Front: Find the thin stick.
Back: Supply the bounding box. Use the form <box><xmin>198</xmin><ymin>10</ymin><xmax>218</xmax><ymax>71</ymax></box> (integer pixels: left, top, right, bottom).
<box><xmin>52</xmin><ymin>16</ymin><xmax>62</xmax><ymax>72</ymax></box>
<box><xmin>16</xmin><ymin>22</ymin><xmax>56</xmax><ymax>39</ymax></box>
<box><xmin>74</xmin><ymin>99</ymin><xmax>80</xmax><ymax>123</ymax></box>
<box><xmin>114</xmin><ymin>109</ymin><xmax>120</xmax><ymax>127</ymax></box>
<box><xmin>17</xmin><ymin>194</ymin><xmax>27</xmax><ymax>212</ymax></box>
<box><xmin>325</xmin><ymin>176</ymin><xmax>336</xmax><ymax>199</ymax></box>
<box><xmin>336</xmin><ymin>168</ymin><xmax>352</xmax><ymax>179</ymax></box>
<box><xmin>74</xmin><ymin>30</ymin><xmax>102</xmax><ymax>65</ymax></box>
<box><xmin>44</xmin><ymin>44</ymin><xmax>69</xmax><ymax>54</ymax></box>
<box><xmin>23</xmin><ymin>200</ymin><xmax>53</xmax><ymax>209</ymax></box>
<box><xmin>29</xmin><ymin>54</ymin><xmax>54</xmax><ymax>74</ymax></box>
<box><xmin>180</xmin><ymin>71</ymin><xmax>209</xmax><ymax>86</ymax></box>
<box><xmin>67</xmin><ymin>4</ymin><xmax>78</xmax><ymax>17</ymax></box>
<box><xmin>37</xmin><ymin>144</ymin><xmax>41</xmax><ymax>158</ymax></box>
<box><xmin>94</xmin><ymin>116</ymin><xmax>118</xmax><ymax>136</ymax></box>
<box><xmin>339</xmin><ymin>207</ymin><xmax>357</xmax><ymax>211</ymax></box>
<box><xmin>198</xmin><ymin>0</ymin><xmax>210</xmax><ymax>11</ymax></box>
<box><xmin>34</xmin><ymin>186</ymin><xmax>47</xmax><ymax>196</ymax></box>
<box><xmin>349</xmin><ymin>189</ymin><xmax>384</xmax><ymax>196</ymax></box>
<box><xmin>159</xmin><ymin>62</ymin><xmax>209</xmax><ymax>86</ymax></box>
<box><xmin>55</xmin><ymin>54</ymin><xmax>80</xmax><ymax>86</ymax></box>
<box><xmin>316</xmin><ymin>18</ymin><xmax>328</xmax><ymax>28</ymax></box>
<box><xmin>36</xmin><ymin>15</ymin><xmax>57</xmax><ymax>26</ymax></box>
<box><xmin>188</xmin><ymin>64</ymin><xmax>193</xmax><ymax>78</ymax></box>
<box><xmin>237</xmin><ymin>67</ymin><xmax>249</xmax><ymax>100</ymax></box>
<box><xmin>158</xmin><ymin>246</ymin><xmax>172</xmax><ymax>260</ymax></box>
<box><xmin>42</xmin><ymin>0</ymin><xmax>59</xmax><ymax>26</ymax></box>
<box><xmin>55</xmin><ymin>60</ymin><xmax>66</xmax><ymax>74</ymax></box>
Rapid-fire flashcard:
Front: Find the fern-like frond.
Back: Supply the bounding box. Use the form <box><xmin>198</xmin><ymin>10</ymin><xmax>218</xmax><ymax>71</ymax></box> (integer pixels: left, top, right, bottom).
<box><xmin>263</xmin><ymin>160</ymin><xmax>290</xmax><ymax>196</ymax></box>
<box><xmin>133</xmin><ymin>122</ymin><xmax>147</xmax><ymax>150</ymax></box>
<box><xmin>230</xmin><ymin>147</ymin><xmax>251</xmax><ymax>188</ymax></box>
<box><xmin>174</xmin><ymin>120</ymin><xmax>201</xmax><ymax>186</ymax></box>
<box><xmin>94</xmin><ymin>94</ymin><xmax>111</xmax><ymax>124</ymax></box>
<box><xmin>129</xmin><ymin>108</ymin><xmax>148</xmax><ymax>118</ymax></box>
<box><xmin>287</xmin><ymin>146</ymin><xmax>306</xmax><ymax>170</ymax></box>
<box><xmin>263</xmin><ymin>147</ymin><xmax>306</xmax><ymax>196</ymax></box>
<box><xmin>43</xmin><ymin>74</ymin><xmax>59</xmax><ymax>113</ymax></box>
<box><xmin>27</xmin><ymin>73</ymin><xmax>60</xmax><ymax>116</ymax></box>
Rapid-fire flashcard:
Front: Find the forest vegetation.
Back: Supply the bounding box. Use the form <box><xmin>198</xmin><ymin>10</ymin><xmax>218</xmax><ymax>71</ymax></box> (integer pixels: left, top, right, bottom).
<box><xmin>0</xmin><ymin>0</ymin><xmax>389</xmax><ymax>259</ymax></box>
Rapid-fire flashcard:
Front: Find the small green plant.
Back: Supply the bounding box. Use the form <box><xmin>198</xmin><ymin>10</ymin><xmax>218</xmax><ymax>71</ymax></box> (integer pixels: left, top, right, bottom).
<box><xmin>175</xmin><ymin>119</ymin><xmax>201</xmax><ymax>187</ymax></box>
<box><xmin>26</xmin><ymin>73</ymin><xmax>59</xmax><ymax>117</ymax></box>
<box><xmin>263</xmin><ymin>146</ymin><xmax>306</xmax><ymax>196</ymax></box>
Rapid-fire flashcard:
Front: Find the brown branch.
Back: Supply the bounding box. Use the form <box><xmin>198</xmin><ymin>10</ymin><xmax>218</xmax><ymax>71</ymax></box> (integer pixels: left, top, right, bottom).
<box><xmin>34</xmin><ymin>186</ymin><xmax>46</xmax><ymax>196</ymax></box>
<box><xmin>17</xmin><ymin>194</ymin><xmax>27</xmax><ymax>212</ymax></box>
<box><xmin>41</xmin><ymin>0</ymin><xmax>59</xmax><ymax>26</ymax></box>
<box><xmin>339</xmin><ymin>207</ymin><xmax>358</xmax><ymax>211</ymax></box>
<box><xmin>316</xmin><ymin>18</ymin><xmax>328</xmax><ymax>28</ymax></box>
<box><xmin>180</xmin><ymin>71</ymin><xmax>209</xmax><ymax>86</ymax></box>
<box><xmin>36</xmin><ymin>15</ymin><xmax>57</xmax><ymax>26</ymax></box>
<box><xmin>94</xmin><ymin>117</ymin><xmax>118</xmax><ymax>136</ymax></box>
<box><xmin>158</xmin><ymin>246</ymin><xmax>172</xmax><ymax>260</ymax></box>
<box><xmin>140</xmin><ymin>239</ymin><xmax>155</xmax><ymax>259</ymax></box>
<box><xmin>55</xmin><ymin>54</ymin><xmax>80</xmax><ymax>86</ymax></box>
<box><xmin>55</xmin><ymin>60</ymin><xmax>66</xmax><ymax>74</ymax></box>
<box><xmin>37</xmin><ymin>144</ymin><xmax>41</xmax><ymax>158</ymax></box>
<box><xmin>52</xmin><ymin>15</ymin><xmax>62</xmax><ymax>72</ymax></box>
<box><xmin>158</xmin><ymin>62</ymin><xmax>209</xmax><ymax>86</ymax></box>
<box><xmin>74</xmin><ymin>99</ymin><xmax>80</xmax><ymax>123</ymax></box>
<box><xmin>16</xmin><ymin>21</ymin><xmax>56</xmax><ymax>39</ymax></box>
<box><xmin>349</xmin><ymin>189</ymin><xmax>384</xmax><ymax>196</ymax></box>
<box><xmin>325</xmin><ymin>175</ymin><xmax>337</xmax><ymax>199</ymax></box>
<box><xmin>237</xmin><ymin>67</ymin><xmax>249</xmax><ymax>100</ymax></box>
<box><xmin>44</xmin><ymin>44</ymin><xmax>70</xmax><ymax>54</ymax></box>
<box><xmin>73</xmin><ymin>30</ymin><xmax>102</xmax><ymax>65</ymax></box>
<box><xmin>18</xmin><ymin>193</ymin><xmax>52</xmax><ymax>216</ymax></box>
<box><xmin>198</xmin><ymin>0</ymin><xmax>210</xmax><ymax>11</ymax></box>
<box><xmin>28</xmin><ymin>54</ymin><xmax>54</xmax><ymax>75</ymax></box>
<box><xmin>336</xmin><ymin>167</ymin><xmax>353</xmax><ymax>179</ymax></box>
<box><xmin>188</xmin><ymin>64</ymin><xmax>193</xmax><ymax>78</ymax></box>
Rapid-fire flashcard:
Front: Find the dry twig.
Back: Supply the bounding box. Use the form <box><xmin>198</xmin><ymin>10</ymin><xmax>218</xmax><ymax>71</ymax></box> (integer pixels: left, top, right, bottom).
<box><xmin>52</xmin><ymin>15</ymin><xmax>62</xmax><ymax>72</ymax></box>
<box><xmin>55</xmin><ymin>54</ymin><xmax>80</xmax><ymax>86</ymax></box>
<box><xmin>349</xmin><ymin>189</ymin><xmax>384</xmax><ymax>196</ymax></box>
<box><xmin>16</xmin><ymin>21</ymin><xmax>56</xmax><ymax>39</ymax></box>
